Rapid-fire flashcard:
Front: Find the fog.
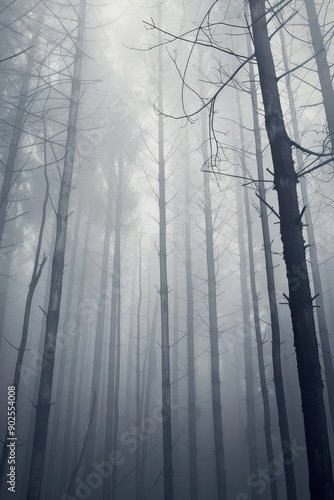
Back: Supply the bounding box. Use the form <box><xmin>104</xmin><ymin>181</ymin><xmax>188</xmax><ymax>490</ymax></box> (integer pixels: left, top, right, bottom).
<box><xmin>0</xmin><ymin>1</ymin><xmax>334</xmax><ymax>500</ymax></box>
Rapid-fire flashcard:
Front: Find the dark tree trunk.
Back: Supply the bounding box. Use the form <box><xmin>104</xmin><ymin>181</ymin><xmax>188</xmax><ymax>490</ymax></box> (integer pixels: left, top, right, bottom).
<box><xmin>104</xmin><ymin>152</ymin><xmax>123</xmax><ymax>499</ymax></box>
<box><xmin>235</xmin><ymin>164</ymin><xmax>259</xmax><ymax>490</ymax></box>
<box><xmin>157</xmin><ymin>6</ymin><xmax>173</xmax><ymax>499</ymax></box>
<box><xmin>136</xmin><ymin>234</ymin><xmax>144</xmax><ymax>500</ymax></box>
<box><xmin>248</xmin><ymin>1</ymin><xmax>334</xmax><ymax>497</ymax></box>
<box><xmin>280</xmin><ymin>26</ymin><xmax>334</xmax><ymax>437</ymax></box>
<box><xmin>61</xmin><ymin>211</ymin><xmax>91</xmax><ymax>480</ymax></box>
<box><xmin>140</xmin><ymin>298</ymin><xmax>159</xmax><ymax>499</ymax></box>
<box><xmin>184</xmin><ymin>156</ymin><xmax>199</xmax><ymax>500</ymax></box>
<box><xmin>237</xmin><ymin>99</ymin><xmax>278</xmax><ymax>500</ymax></box>
<box><xmin>111</xmin><ymin>265</ymin><xmax>122</xmax><ymax>500</ymax></box>
<box><xmin>66</xmin><ymin>391</ymin><xmax>97</xmax><ymax>499</ymax></box>
<box><xmin>247</xmin><ymin>33</ymin><xmax>298</xmax><ymax>500</ymax></box>
<box><xmin>200</xmin><ymin>113</ymin><xmax>227</xmax><ymax>500</ymax></box>
<box><xmin>0</xmin><ymin>163</ymin><xmax>48</xmax><ymax>490</ymax></box>
<box><xmin>125</xmin><ymin>257</ymin><xmax>137</xmax><ymax>419</ymax></box>
<box><xmin>26</xmin><ymin>2</ymin><xmax>86</xmax><ymax>497</ymax></box>
<box><xmin>172</xmin><ymin>220</ymin><xmax>179</xmax><ymax>437</ymax></box>
<box><xmin>48</xmin><ymin>204</ymin><xmax>81</xmax><ymax>500</ymax></box>
<box><xmin>85</xmin><ymin>162</ymin><xmax>114</xmax><ymax>472</ymax></box>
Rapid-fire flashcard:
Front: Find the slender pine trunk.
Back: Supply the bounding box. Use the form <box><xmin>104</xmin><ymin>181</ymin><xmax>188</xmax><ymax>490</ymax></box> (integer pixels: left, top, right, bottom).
<box><xmin>104</xmin><ymin>152</ymin><xmax>123</xmax><ymax>499</ymax></box>
<box><xmin>157</xmin><ymin>6</ymin><xmax>173</xmax><ymax>498</ymax></box>
<box><xmin>237</xmin><ymin>98</ymin><xmax>278</xmax><ymax>500</ymax></box>
<box><xmin>140</xmin><ymin>298</ymin><xmax>159</xmax><ymax>499</ymax></box>
<box><xmin>62</xmin><ymin>212</ymin><xmax>91</xmax><ymax>480</ymax></box>
<box><xmin>125</xmin><ymin>257</ymin><xmax>137</xmax><ymax>419</ymax></box>
<box><xmin>0</xmin><ymin>162</ymin><xmax>48</xmax><ymax>490</ymax></box>
<box><xmin>85</xmin><ymin>161</ymin><xmax>114</xmax><ymax>472</ymax></box>
<box><xmin>200</xmin><ymin>119</ymin><xmax>227</xmax><ymax>500</ymax></box>
<box><xmin>136</xmin><ymin>235</ymin><xmax>144</xmax><ymax>500</ymax></box>
<box><xmin>26</xmin><ymin>2</ymin><xmax>86</xmax><ymax>497</ymax></box>
<box><xmin>235</xmin><ymin>163</ymin><xmax>259</xmax><ymax>493</ymax></box>
<box><xmin>111</xmin><ymin>266</ymin><xmax>122</xmax><ymax>500</ymax></box>
<box><xmin>184</xmin><ymin>155</ymin><xmax>199</xmax><ymax>500</ymax></box>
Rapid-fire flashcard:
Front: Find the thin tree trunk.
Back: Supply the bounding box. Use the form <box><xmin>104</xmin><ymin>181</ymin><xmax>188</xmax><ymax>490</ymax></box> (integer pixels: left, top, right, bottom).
<box><xmin>200</xmin><ymin>113</ymin><xmax>227</xmax><ymax>500</ymax></box>
<box><xmin>280</xmin><ymin>26</ymin><xmax>334</xmax><ymax>437</ymax></box>
<box><xmin>48</xmin><ymin>203</ymin><xmax>81</xmax><ymax>500</ymax></box>
<box><xmin>140</xmin><ymin>298</ymin><xmax>159</xmax><ymax>499</ymax></box>
<box><xmin>62</xmin><ymin>212</ymin><xmax>91</xmax><ymax>480</ymax></box>
<box><xmin>136</xmin><ymin>234</ymin><xmax>143</xmax><ymax>500</ymax></box>
<box><xmin>184</xmin><ymin>156</ymin><xmax>199</xmax><ymax>500</ymax></box>
<box><xmin>27</xmin><ymin>2</ymin><xmax>86</xmax><ymax>497</ymax></box>
<box><xmin>235</xmin><ymin>163</ymin><xmax>259</xmax><ymax>491</ymax></box>
<box><xmin>0</xmin><ymin>161</ymin><xmax>48</xmax><ymax>490</ymax></box>
<box><xmin>247</xmin><ymin>33</ymin><xmax>298</xmax><ymax>500</ymax></box>
<box><xmin>248</xmin><ymin>1</ymin><xmax>334</xmax><ymax>497</ymax></box>
<box><xmin>85</xmin><ymin>162</ymin><xmax>114</xmax><ymax>472</ymax></box>
<box><xmin>157</xmin><ymin>5</ymin><xmax>173</xmax><ymax>499</ymax></box>
<box><xmin>111</xmin><ymin>266</ymin><xmax>122</xmax><ymax>500</ymax></box>
<box><xmin>125</xmin><ymin>257</ymin><xmax>137</xmax><ymax>419</ymax></box>
<box><xmin>104</xmin><ymin>152</ymin><xmax>123</xmax><ymax>499</ymax></box>
<box><xmin>66</xmin><ymin>391</ymin><xmax>97</xmax><ymax>499</ymax></box>
<box><xmin>172</xmin><ymin>221</ymin><xmax>179</xmax><ymax>437</ymax></box>
<box><xmin>237</xmin><ymin>99</ymin><xmax>278</xmax><ymax>500</ymax></box>
<box><xmin>303</xmin><ymin>0</ymin><xmax>334</xmax><ymax>151</ymax></box>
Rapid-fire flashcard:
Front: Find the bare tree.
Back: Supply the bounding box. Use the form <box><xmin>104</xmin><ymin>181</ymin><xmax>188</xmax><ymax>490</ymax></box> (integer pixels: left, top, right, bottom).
<box><xmin>184</xmin><ymin>151</ymin><xmax>199</xmax><ymax>500</ymax></box>
<box><xmin>247</xmin><ymin>34</ymin><xmax>298</xmax><ymax>500</ymax></box>
<box><xmin>27</xmin><ymin>1</ymin><xmax>86</xmax><ymax>497</ymax></box>
<box><xmin>157</xmin><ymin>5</ymin><xmax>174</xmax><ymax>498</ymax></box>
<box><xmin>280</xmin><ymin>24</ymin><xmax>334</xmax><ymax>436</ymax></box>
<box><xmin>199</xmin><ymin>90</ymin><xmax>227</xmax><ymax>500</ymax></box>
<box><xmin>248</xmin><ymin>1</ymin><xmax>334</xmax><ymax>497</ymax></box>
<box><xmin>235</xmin><ymin>164</ymin><xmax>259</xmax><ymax>491</ymax></box>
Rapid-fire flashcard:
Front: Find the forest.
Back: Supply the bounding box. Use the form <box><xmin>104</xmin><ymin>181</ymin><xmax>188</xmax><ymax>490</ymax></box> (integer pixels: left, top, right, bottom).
<box><xmin>0</xmin><ymin>0</ymin><xmax>334</xmax><ymax>499</ymax></box>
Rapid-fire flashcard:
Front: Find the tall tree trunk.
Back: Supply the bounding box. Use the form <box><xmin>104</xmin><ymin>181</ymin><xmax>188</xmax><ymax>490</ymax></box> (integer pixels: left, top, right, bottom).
<box><xmin>172</xmin><ymin>219</ymin><xmax>179</xmax><ymax>437</ymax></box>
<box><xmin>27</xmin><ymin>2</ymin><xmax>86</xmax><ymax>497</ymax></box>
<box><xmin>280</xmin><ymin>26</ymin><xmax>334</xmax><ymax>437</ymax></box>
<box><xmin>111</xmin><ymin>264</ymin><xmax>122</xmax><ymax>500</ymax></box>
<box><xmin>140</xmin><ymin>298</ymin><xmax>159</xmax><ymax>499</ymax></box>
<box><xmin>61</xmin><ymin>211</ymin><xmax>91</xmax><ymax>481</ymax></box>
<box><xmin>184</xmin><ymin>155</ymin><xmax>199</xmax><ymax>500</ymax></box>
<box><xmin>0</xmin><ymin>162</ymin><xmax>48</xmax><ymax>490</ymax></box>
<box><xmin>237</xmin><ymin>99</ymin><xmax>278</xmax><ymax>500</ymax></box>
<box><xmin>157</xmin><ymin>5</ymin><xmax>173</xmax><ymax>499</ymax></box>
<box><xmin>85</xmin><ymin>162</ymin><xmax>114</xmax><ymax>472</ymax></box>
<box><xmin>125</xmin><ymin>256</ymin><xmax>137</xmax><ymax>419</ymax></box>
<box><xmin>302</xmin><ymin>0</ymin><xmax>334</xmax><ymax>151</ymax></box>
<box><xmin>48</xmin><ymin>203</ymin><xmax>81</xmax><ymax>500</ymax></box>
<box><xmin>136</xmin><ymin>234</ymin><xmax>143</xmax><ymax>500</ymax></box>
<box><xmin>200</xmin><ymin>112</ymin><xmax>227</xmax><ymax>500</ymax></box>
<box><xmin>104</xmin><ymin>152</ymin><xmax>123</xmax><ymax>499</ymax></box>
<box><xmin>235</xmin><ymin>164</ymin><xmax>259</xmax><ymax>492</ymax></box>
<box><xmin>247</xmin><ymin>33</ymin><xmax>298</xmax><ymax>500</ymax></box>
<box><xmin>248</xmin><ymin>1</ymin><xmax>334</xmax><ymax>497</ymax></box>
